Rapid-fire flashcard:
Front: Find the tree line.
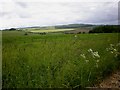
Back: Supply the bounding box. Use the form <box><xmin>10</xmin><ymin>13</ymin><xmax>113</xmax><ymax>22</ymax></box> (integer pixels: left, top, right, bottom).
<box><xmin>89</xmin><ymin>25</ymin><xmax>120</xmax><ymax>33</ymax></box>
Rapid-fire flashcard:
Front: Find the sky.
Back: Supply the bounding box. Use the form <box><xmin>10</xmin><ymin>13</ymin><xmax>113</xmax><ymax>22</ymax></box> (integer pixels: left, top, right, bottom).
<box><xmin>0</xmin><ymin>0</ymin><xmax>119</xmax><ymax>30</ymax></box>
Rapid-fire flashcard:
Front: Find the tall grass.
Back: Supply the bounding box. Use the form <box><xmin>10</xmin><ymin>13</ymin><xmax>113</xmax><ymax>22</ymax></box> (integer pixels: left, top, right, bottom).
<box><xmin>2</xmin><ymin>31</ymin><xmax>120</xmax><ymax>88</ymax></box>
<box><xmin>0</xmin><ymin>31</ymin><xmax>2</xmax><ymax>89</ymax></box>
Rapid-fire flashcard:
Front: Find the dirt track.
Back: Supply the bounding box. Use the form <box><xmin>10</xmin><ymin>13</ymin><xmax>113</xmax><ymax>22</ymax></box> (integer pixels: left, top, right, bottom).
<box><xmin>98</xmin><ymin>70</ymin><xmax>120</xmax><ymax>88</ymax></box>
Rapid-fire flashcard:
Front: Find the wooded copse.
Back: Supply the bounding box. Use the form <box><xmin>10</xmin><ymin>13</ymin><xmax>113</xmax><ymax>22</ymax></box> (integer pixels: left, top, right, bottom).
<box><xmin>89</xmin><ymin>25</ymin><xmax>119</xmax><ymax>33</ymax></box>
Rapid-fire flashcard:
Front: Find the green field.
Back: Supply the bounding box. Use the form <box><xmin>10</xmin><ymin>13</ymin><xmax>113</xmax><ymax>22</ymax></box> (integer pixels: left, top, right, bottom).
<box><xmin>2</xmin><ymin>31</ymin><xmax>120</xmax><ymax>88</ymax></box>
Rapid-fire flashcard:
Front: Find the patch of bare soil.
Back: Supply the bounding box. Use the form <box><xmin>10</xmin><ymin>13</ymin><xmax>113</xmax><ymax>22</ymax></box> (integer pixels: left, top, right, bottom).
<box><xmin>97</xmin><ymin>70</ymin><xmax>120</xmax><ymax>88</ymax></box>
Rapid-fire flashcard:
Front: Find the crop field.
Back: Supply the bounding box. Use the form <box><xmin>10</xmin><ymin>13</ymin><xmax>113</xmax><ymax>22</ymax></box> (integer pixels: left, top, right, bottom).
<box><xmin>29</xmin><ymin>29</ymin><xmax>75</xmax><ymax>33</ymax></box>
<box><xmin>2</xmin><ymin>31</ymin><xmax>120</xmax><ymax>88</ymax></box>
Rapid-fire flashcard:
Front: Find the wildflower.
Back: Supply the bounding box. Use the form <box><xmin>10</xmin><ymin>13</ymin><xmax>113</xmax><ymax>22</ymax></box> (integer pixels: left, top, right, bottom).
<box><xmin>74</xmin><ymin>35</ymin><xmax>77</xmax><ymax>38</ymax></box>
<box><xmin>85</xmin><ymin>60</ymin><xmax>89</xmax><ymax>63</ymax></box>
<box><xmin>114</xmin><ymin>52</ymin><xmax>120</xmax><ymax>57</ymax></box>
<box><xmin>88</xmin><ymin>49</ymin><xmax>100</xmax><ymax>58</ymax></box>
<box><xmin>106</xmin><ymin>48</ymin><xmax>109</xmax><ymax>51</ymax></box>
<box><xmin>96</xmin><ymin>60</ymin><xmax>100</xmax><ymax>63</ymax></box>
<box><xmin>80</xmin><ymin>54</ymin><xmax>86</xmax><ymax>59</ymax></box>
<box><xmin>113</xmin><ymin>49</ymin><xmax>117</xmax><ymax>52</ymax></box>
<box><xmin>111</xmin><ymin>51</ymin><xmax>113</xmax><ymax>53</ymax></box>
<box><xmin>93</xmin><ymin>52</ymin><xmax>100</xmax><ymax>58</ymax></box>
<box><xmin>88</xmin><ymin>48</ymin><xmax>93</xmax><ymax>52</ymax></box>
<box><xmin>110</xmin><ymin>44</ymin><xmax>114</xmax><ymax>47</ymax></box>
<box><xmin>115</xmin><ymin>54</ymin><xmax>118</xmax><ymax>57</ymax></box>
<box><xmin>116</xmin><ymin>42</ymin><xmax>120</xmax><ymax>46</ymax></box>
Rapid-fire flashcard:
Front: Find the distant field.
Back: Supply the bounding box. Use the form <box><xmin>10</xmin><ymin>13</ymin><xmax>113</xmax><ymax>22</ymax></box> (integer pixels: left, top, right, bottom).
<box><xmin>29</xmin><ymin>29</ymin><xmax>75</xmax><ymax>33</ymax></box>
<box><xmin>2</xmin><ymin>31</ymin><xmax>120</xmax><ymax>88</ymax></box>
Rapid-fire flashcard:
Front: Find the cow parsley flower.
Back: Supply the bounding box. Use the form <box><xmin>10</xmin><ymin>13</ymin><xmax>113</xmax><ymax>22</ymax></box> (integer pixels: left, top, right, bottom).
<box><xmin>110</xmin><ymin>44</ymin><xmax>114</xmax><ymax>47</ymax></box>
<box><xmin>80</xmin><ymin>54</ymin><xmax>86</xmax><ymax>59</ymax></box>
<box><xmin>113</xmin><ymin>49</ymin><xmax>117</xmax><ymax>52</ymax></box>
<box><xmin>93</xmin><ymin>52</ymin><xmax>100</xmax><ymax>58</ymax></box>
<box><xmin>116</xmin><ymin>42</ymin><xmax>120</xmax><ymax>46</ymax></box>
<box><xmin>88</xmin><ymin>48</ymin><xmax>93</xmax><ymax>52</ymax></box>
<box><xmin>85</xmin><ymin>60</ymin><xmax>89</xmax><ymax>63</ymax></box>
<box><xmin>74</xmin><ymin>35</ymin><xmax>77</xmax><ymax>38</ymax></box>
<box><xmin>96</xmin><ymin>60</ymin><xmax>100</xmax><ymax>63</ymax></box>
<box><xmin>111</xmin><ymin>51</ymin><xmax>113</xmax><ymax>53</ymax></box>
<box><xmin>106</xmin><ymin>48</ymin><xmax>109</xmax><ymax>51</ymax></box>
<box><xmin>88</xmin><ymin>49</ymin><xmax>100</xmax><ymax>58</ymax></box>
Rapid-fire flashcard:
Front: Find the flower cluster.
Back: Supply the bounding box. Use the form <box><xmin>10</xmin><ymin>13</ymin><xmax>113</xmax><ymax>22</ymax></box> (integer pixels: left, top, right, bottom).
<box><xmin>106</xmin><ymin>43</ymin><xmax>119</xmax><ymax>57</ymax></box>
<box><xmin>88</xmin><ymin>49</ymin><xmax>100</xmax><ymax>68</ymax></box>
<box><xmin>106</xmin><ymin>44</ymin><xmax>116</xmax><ymax>53</ymax></box>
<box><xmin>80</xmin><ymin>54</ymin><xmax>89</xmax><ymax>63</ymax></box>
<box><xmin>80</xmin><ymin>49</ymin><xmax>101</xmax><ymax>68</ymax></box>
<box><xmin>80</xmin><ymin>54</ymin><xmax>86</xmax><ymax>59</ymax></box>
<box><xmin>116</xmin><ymin>42</ymin><xmax>120</xmax><ymax>47</ymax></box>
<box><xmin>88</xmin><ymin>48</ymin><xmax>100</xmax><ymax>58</ymax></box>
<box><xmin>74</xmin><ymin>35</ymin><xmax>77</xmax><ymax>38</ymax></box>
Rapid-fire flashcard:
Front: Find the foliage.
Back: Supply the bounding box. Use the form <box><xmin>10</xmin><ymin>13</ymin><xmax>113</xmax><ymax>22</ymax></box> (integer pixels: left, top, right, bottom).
<box><xmin>89</xmin><ymin>25</ymin><xmax>120</xmax><ymax>33</ymax></box>
<box><xmin>2</xmin><ymin>31</ymin><xmax>120</xmax><ymax>88</ymax></box>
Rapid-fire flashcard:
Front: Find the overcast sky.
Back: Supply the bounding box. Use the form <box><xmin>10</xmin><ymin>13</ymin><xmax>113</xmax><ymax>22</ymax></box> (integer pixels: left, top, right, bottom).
<box><xmin>0</xmin><ymin>0</ymin><xmax>119</xmax><ymax>29</ymax></box>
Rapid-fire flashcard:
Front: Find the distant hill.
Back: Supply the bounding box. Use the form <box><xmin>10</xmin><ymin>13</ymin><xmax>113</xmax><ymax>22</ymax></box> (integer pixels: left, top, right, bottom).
<box><xmin>2</xmin><ymin>24</ymin><xmax>97</xmax><ymax>30</ymax></box>
<box><xmin>18</xmin><ymin>24</ymin><xmax>96</xmax><ymax>30</ymax></box>
<box><xmin>54</xmin><ymin>24</ymin><xmax>95</xmax><ymax>29</ymax></box>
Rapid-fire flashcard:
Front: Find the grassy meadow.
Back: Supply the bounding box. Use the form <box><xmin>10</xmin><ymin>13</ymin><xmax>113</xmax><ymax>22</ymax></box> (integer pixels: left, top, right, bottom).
<box><xmin>0</xmin><ymin>31</ymin><xmax>2</xmax><ymax>89</ymax></box>
<box><xmin>2</xmin><ymin>31</ymin><xmax>120</xmax><ymax>88</ymax></box>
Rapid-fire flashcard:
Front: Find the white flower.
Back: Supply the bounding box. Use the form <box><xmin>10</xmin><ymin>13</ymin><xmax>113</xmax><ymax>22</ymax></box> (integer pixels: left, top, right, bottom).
<box><xmin>80</xmin><ymin>54</ymin><xmax>86</xmax><ymax>59</ymax></box>
<box><xmin>115</xmin><ymin>54</ymin><xmax>118</xmax><ymax>57</ymax></box>
<box><xmin>91</xmin><ymin>53</ymin><xmax>95</xmax><ymax>58</ymax></box>
<box><xmin>74</xmin><ymin>35</ymin><xmax>77</xmax><ymax>38</ymax></box>
<box><xmin>106</xmin><ymin>48</ymin><xmax>109</xmax><ymax>51</ymax></box>
<box><xmin>88</xmin><ymin>49</ymin><xmax>93</xmax><ymax>52</ymax></box>
<box><xmin>111</xmin><ymin>51</ymin><xmax>113</xmax><ymax>53</ymax></box>
<box><xmin>114</xmin><ymin>52</ymin><xmax>120</xmax><ymax>57</ymax></box>
<box><xmin>116</xmin><ymin>43</ymin><xmax>120</xmax><ymax>46</ymax></box>
<box><xmin>88</xmin><ymin>49</ymin><xmax>100</xmax><ymax>58</ymax></box>
<box><xmin>113</xmin><ymin>49</ymin><xmax>117</xmax><ymax>52</ymax></box>
<box><xmin>96</xmin><ymin>60</ymin><xmax>100</xmax><ymax>63</ymax></box>
<box><xmin>85</xmin><ymin>60</ymin><xmax>89</xmax><ymax>63</ymax></box>
<box><xmin>93</xmin><ymin>52</ymin><xmax>100</xmax><ymax>58</ymax></box>
<box><xmin>110</xmin><ymin>44</ymin><xmax>114</xmax><ymax>47</ymax></box>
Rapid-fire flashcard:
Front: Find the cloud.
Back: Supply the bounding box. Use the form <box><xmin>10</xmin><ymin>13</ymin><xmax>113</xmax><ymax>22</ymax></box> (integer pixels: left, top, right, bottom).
<box><xmin>0</xmin><ymin>1</ymin><xmax>118</xmax><ymax>29</ymax></box>
<box><xmin>15</xmin><ymin>1</ymin><xmax>28</xmax><ymax>8</ymax></box>
<box><xmin>1</xmin><ymin>0</ymin><xmax>119</xmax><ymax>2</ymax></box>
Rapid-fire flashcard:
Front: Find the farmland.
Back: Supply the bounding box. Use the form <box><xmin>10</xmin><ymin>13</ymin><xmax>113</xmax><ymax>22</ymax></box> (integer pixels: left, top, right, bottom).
<box><xmin>2</xmin><ymin>30</ymin><xmax>120</xmax><ymax>88</ymax></box>
<box><xmin>29</xmin><ymin>29</ymin><xmax>75</xmax><ymax>33</ymax></box>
